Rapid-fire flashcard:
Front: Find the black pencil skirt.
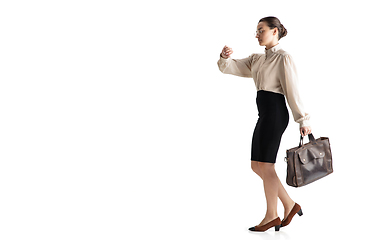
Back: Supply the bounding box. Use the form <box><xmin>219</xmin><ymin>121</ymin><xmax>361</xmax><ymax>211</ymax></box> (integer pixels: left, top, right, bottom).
<box><xmin>251</xmin><ymin>90</ymin><xmax>289</xmax><ymax>163</ymax></box>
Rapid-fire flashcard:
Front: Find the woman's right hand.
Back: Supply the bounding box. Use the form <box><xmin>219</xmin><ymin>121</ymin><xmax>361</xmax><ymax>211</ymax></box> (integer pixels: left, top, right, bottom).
<box><xmin>221</xmin><ymin>45</ymin><xmax>233</xmax><ymax>59</ymax></box>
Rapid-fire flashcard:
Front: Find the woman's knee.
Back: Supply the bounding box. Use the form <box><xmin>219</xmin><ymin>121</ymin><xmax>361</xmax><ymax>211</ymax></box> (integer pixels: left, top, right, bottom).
<box><xmin>251</xmin><ymin>161</ymin><xmax>262</xmax><ymax>177</ymax></box>
<box><xmin>258</xmin><ymin>162</ymin><xmax>276</xmax><ymax>176</ymax></box>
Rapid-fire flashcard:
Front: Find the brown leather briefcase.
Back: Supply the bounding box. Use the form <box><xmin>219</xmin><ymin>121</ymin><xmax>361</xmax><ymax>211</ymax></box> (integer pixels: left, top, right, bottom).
<box><xmin>285</xmin><ymin>134</ymin><xmax>333</xmax><ymax>187</ymax></box>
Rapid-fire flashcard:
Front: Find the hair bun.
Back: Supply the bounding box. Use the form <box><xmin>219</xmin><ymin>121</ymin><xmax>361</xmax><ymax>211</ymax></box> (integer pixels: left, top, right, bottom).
<box><xmin>280</xmin><ymin>24</ymin><xmax>287</xmax><ymax>38</ymax></box>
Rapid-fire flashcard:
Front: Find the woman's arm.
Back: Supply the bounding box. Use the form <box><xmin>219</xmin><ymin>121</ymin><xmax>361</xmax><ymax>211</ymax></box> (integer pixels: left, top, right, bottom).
<box><xmin>217</xmin><ymin>45</ymin><xmax>254</xmax><ymax>78</ymax></box>
<box><xmin>279</xmin><ymin>54</ymin><xmax>311</xmax><ymax>133</ymax></box>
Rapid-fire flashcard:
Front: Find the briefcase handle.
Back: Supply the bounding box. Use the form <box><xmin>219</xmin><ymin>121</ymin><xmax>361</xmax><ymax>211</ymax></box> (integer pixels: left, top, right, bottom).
<box><xmin>299</xmin><ymin>133</ymin><xmax>316</xmax><ymax>147</ymax></box>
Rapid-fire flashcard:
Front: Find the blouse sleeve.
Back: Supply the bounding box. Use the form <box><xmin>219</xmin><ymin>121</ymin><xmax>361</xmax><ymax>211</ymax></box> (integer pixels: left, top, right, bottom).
<box><xmin>280</xmin><ymin>54</ymin><xmax>310</xmax><ymax>128</ymax></box>
<box><xmin>217</xmin><ymin>54</ymin><xmax>255</xmax><ymax>78</ymax></box>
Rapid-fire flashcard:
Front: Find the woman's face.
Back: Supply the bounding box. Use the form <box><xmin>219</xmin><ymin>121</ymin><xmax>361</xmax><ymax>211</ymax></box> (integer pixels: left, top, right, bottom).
<box><xmin>256</xmin><ymin>22</ymin><xmax>277</xmax><ymax>46</ymax></box>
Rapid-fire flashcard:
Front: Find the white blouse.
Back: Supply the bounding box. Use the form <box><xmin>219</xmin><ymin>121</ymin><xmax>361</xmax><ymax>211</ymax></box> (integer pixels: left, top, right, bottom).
<box><xmin>217</xmin><ymin>44</ymin><xmax>310</xmax><ymax>128</ymax></box>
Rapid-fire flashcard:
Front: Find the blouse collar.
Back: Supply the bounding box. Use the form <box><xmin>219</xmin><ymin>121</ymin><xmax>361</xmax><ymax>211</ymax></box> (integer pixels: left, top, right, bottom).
<box><xmin>265</xmin><ymin>44</ymin><xmax>282</xmax><ymax>58</ymax></box>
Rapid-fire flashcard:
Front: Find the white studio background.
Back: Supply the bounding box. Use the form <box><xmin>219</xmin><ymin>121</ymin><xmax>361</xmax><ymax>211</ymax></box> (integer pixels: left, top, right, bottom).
<box><xmin>0</xmin><ymin>0</ymin><xmax>383</xmax><ymax>239</ymax></box>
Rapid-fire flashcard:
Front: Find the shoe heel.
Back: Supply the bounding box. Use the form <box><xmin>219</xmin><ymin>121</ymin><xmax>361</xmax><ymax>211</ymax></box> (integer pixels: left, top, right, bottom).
<box><xmin>275</xmin><ymin>224</ymin><xmax>281</xmax><ymax>231</ymax></box>
<box><xmin>297</xmin><ymin>209</ymin><xmax>303</xmax><ymax>216</ymax></box>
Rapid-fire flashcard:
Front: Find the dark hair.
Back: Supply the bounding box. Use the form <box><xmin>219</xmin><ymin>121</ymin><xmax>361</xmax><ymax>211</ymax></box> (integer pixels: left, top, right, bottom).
<box><xmin>258</xmin><ymin>16</ymin><xmax>287</xmax><ymax>40</ymax></box>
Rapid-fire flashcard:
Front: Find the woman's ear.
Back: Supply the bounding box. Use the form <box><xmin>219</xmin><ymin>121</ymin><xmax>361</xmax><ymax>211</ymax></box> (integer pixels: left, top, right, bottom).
<box><xmin>273</xmin><ymin>27</ymin><xmax>278</xmax><ymax>36</ymax></box>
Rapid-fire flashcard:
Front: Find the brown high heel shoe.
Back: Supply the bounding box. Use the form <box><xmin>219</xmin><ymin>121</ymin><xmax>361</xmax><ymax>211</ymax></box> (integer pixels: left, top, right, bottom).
<box><xmin>249</xmin><ymin>217</ymin><xmax>282</xmax><ymax>232</ymax></box>
<box><xmin>281</xmin><ymin>203</ymin><xmax>303</xmax><ymax>227</ymax></box>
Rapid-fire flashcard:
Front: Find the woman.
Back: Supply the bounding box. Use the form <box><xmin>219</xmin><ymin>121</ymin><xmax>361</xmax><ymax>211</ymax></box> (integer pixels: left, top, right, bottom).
<box><xmin>217</xmin><ymin>16</ymin><xmax>312</xmax><ymax>232</ymax></box>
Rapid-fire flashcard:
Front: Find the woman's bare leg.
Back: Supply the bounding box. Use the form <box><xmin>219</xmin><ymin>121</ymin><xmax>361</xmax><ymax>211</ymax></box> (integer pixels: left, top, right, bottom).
<box><xmin>251</xmin><ymin>161</ymin><xmax>295</xmax><ymax>221</ymax></box>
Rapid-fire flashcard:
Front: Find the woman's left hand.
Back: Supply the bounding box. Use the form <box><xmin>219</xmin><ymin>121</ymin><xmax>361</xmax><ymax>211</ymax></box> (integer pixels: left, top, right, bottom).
<box><xmin>300</xmin><ymin>126</ymin><xmax>312</xmax><ymax>137</ymax></box>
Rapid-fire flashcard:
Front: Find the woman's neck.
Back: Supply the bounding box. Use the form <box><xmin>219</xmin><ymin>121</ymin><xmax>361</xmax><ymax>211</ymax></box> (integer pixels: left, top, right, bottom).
<box><xmin>265</xmin><ymin>41</ymin><xmax>279</xmax><ymax>50</ymax></box>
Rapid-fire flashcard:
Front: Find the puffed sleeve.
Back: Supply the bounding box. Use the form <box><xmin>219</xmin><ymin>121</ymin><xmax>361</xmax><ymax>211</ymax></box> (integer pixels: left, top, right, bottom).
<box><xmin>280</xmin><ymin>54</ymin><xmax>310</xmax><ymax>128</ymax></box>
<box><xmin>217</xmin><ymin>54</ymin><xmax>255</xmax><ymax>78</ymax></box>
